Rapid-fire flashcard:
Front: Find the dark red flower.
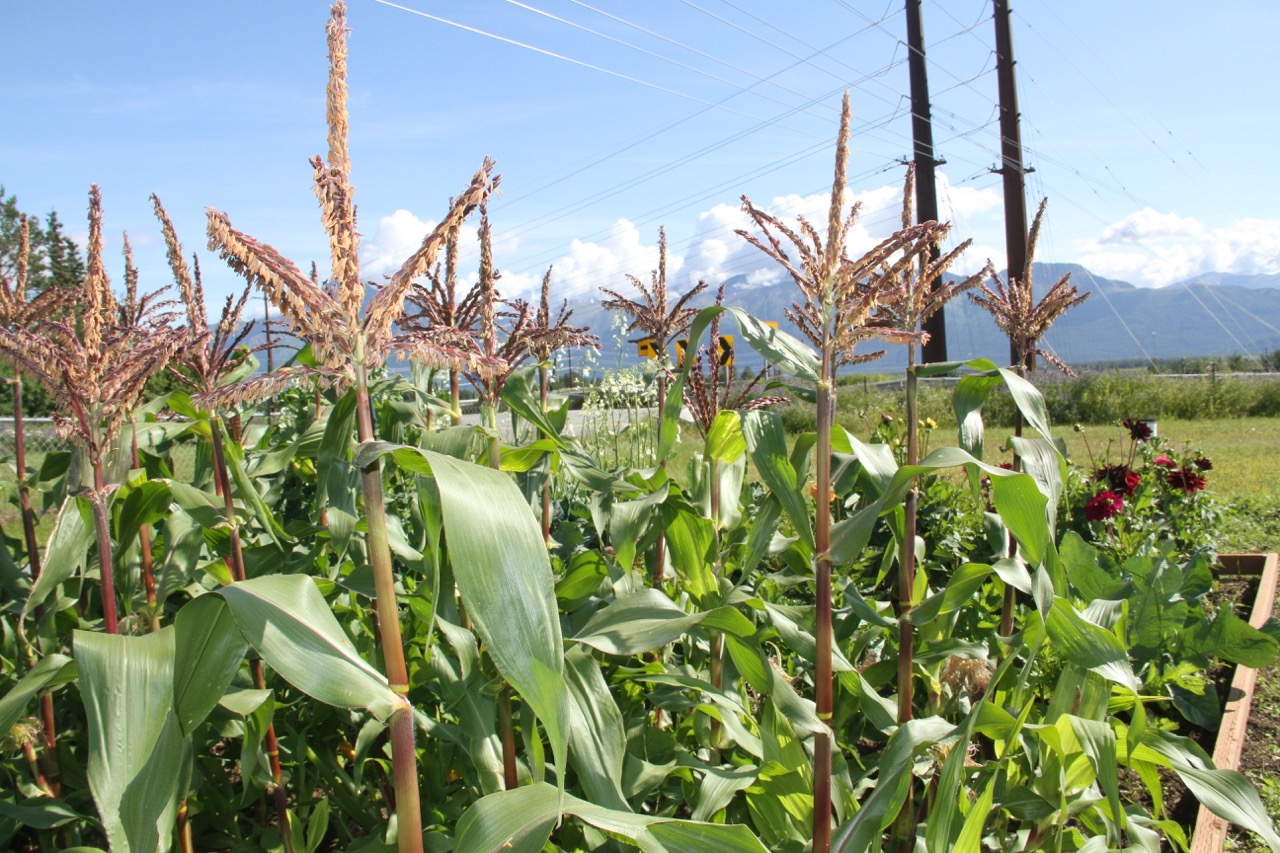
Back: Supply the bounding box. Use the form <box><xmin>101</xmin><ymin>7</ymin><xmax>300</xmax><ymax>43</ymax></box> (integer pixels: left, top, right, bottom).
<box><xmin>1154</xmin><ymin>455</ymin><xmax>1175</xmax><ymax>467</ymax></box>
<box><xmin>1122</xmin><ymin>417</ymin><xmax>1153</xmax><ymax>442</ymax></box>
<box><xmin>1084</xmin><ymin>491</ymin><xmax>1125</xmax><ymax>521</ymax></box>
<box><xmin>1194</xmin><ymin>457</ymin><xmax>1213</xmax><ymax>471</ymax></box>
<box><xmin>1167</xmin><ymin>467</ymin><xmax>1207</xmax><ymax>493</ymax></box>
<box><xmin>1094</xmin><ymin>464</ymin><xmax>1141</xmax><ymax>496</ymax></box>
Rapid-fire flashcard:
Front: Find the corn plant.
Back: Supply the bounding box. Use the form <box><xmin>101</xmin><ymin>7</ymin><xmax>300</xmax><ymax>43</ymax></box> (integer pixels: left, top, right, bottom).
<box><xmin>869</xmin><ymin>166</ymin><xmax>987</xmax><ymax>846</ymax></box>
<box><xmin>969</xmin><ymin>198</ymin><xmax>1088</xmax><ymax>636</ymax></box>
<box><xmin>0</xmin><ymin>186</ymin><xmax>185</xmax><ymax>634</ymax></box>
<box><xmin>405</xmin><ymin>218</ymin><xmax>481</xmax><ymax>425</ymax></box>
<box><xmin>149</xmin><ymin>194</ymin><xmax>303</xmax><ymax>846</ymax></box>
<box><xmin>734</xmin><ymin>92</ymin><xmax>942</xmax><ymax>853</ymax></box>
<box><xmin>601</xmin><ymin>227</ymin><xmax>707</xmax><ymax>587</ymax></box>
<box><xmin>0</xmin><ymin>213</ymin><xmax>69</xmax><ymax>798</ymax></box>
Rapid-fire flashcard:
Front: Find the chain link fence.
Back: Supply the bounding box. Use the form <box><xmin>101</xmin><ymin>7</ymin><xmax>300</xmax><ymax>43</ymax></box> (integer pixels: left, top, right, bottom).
<box><xmin>0</xmin><ymin>418</ymin><xmax>198</xmax><ymax>482</ymax></box>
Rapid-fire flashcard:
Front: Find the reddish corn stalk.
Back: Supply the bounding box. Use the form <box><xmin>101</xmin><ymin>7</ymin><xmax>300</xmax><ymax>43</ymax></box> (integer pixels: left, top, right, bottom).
<box><xmin>870</xmin><ymin>166</ymin><xmax>986</xmax><ymax>849</ymax></box>
<box><xmin>968</xmin><ymin>199</ymin><xmax>1087</xmax><ymax>637</ymax></box>
<box><xmin>737</xmin><ymin>93</ymin><xmax>947</xmax><ymax>853</ymax></box>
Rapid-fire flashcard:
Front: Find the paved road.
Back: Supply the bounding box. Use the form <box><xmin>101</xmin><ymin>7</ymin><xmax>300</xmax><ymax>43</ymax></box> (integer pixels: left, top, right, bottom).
<box><xmin>457</xmin><ymin>407</ymin><xmax>656</xmax><ymax>441</ymax></box>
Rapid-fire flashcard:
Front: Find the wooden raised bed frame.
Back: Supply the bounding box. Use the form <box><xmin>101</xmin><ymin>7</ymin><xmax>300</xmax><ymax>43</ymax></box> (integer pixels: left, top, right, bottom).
<box><xmin>1190</xmin><ymin>552</ymin><xmax>1280</xmax><ymax>853</ymax></box>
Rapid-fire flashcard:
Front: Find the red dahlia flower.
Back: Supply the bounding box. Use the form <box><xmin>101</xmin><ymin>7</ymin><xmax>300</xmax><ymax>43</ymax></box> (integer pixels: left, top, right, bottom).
<box><xmin>1122</xmin><ymin>417</ymin><xmax>1153</xmax><ymax>442</ymax></box>
<box><xmin>1094</xmin><ymin>464</ymin><xmax>1140</xmax><ymax>496</ymax></box>
<box><xmin>1167</xmin><ymin>467</ymin><xmax>1207</xmax><ymax>493</ymax></box>
<box><xmin>1084</xmin><ymin>491</ymin><xmax>1125</xmax><ymax>521</ymax></box>
<box><xmin>1154</xmin><ymin>455</ymin><xmax>1175</xmax><ymax>467</ymax></box>
<box><xmin>1194</xmin><ymin>457</ymin><xmax>1213</xmax><ymax>471</ymax></box>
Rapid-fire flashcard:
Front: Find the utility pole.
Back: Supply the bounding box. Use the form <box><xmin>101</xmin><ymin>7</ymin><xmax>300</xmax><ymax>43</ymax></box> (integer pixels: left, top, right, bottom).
<box><xmin>993</xmin><ymin>0</ymin><xmax>1032</xmax><ymax>370</ymax></box>
<box><xmin>263</xmin><ymin>291</ymin><xmax>275</xmax><ymax>373</ymax></box>
<box><xmin>905</xmin><ymin>0</ymin><xmax>948</xmax><ymax>363</ymax></box>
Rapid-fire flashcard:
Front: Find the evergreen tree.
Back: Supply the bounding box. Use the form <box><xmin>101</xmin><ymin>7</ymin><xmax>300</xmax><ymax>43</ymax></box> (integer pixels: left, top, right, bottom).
<box><xmin>0</xmin><ymin>186</ymin><xmax>85</xmax><ymax>295</ymax></box>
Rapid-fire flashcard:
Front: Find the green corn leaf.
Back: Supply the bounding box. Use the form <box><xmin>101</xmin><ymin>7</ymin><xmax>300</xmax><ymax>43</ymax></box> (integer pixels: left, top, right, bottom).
<box><xmin>662</xmin><ymin>507</ymin><xmax>718</xmax><ymax>603</ymax></box>
<box><xmin>1069</xmin><ymin>716</ymin><xmax>1124</xmax><ymax>844</ymax></box>
<box><xmin>707</xmin><ymin>410</ymin><xmax>746</xmax><ymax>464</ymax></box>
<box><xmin>572</xmin><ymin>588</ymin><xmax>753</xmax><ymax>655</ymax></box>
<box><xmin>0</xmin><ymin>653</ymin><xmax>74</xmax><ymax>737</ymax></box>
<box><xmin>564</xmin><ymin>645</ymin><xmax>629</xmax><ymax>811</ymax></box>
<box><xmin>742</xmin><ymin>410</ymin><xmax>815</xmax><ymax>555</ymax></box>
<box><xmin>324</xmin><ymin>458</ymin><xmax>360</xmax><ymax>560</ymax></box>
<box><xmin>1142</xmin><ymin>730</ymin><xmax>1280</xmax><ymax>852</ymax></box>
<box><xmin>1174</xmin><ymin>765</ymin><xmax>1280</xmax><ymax>852</ymax></box>
<box><xmin>953</xmin><ymin>772</ymin><xmax>997</xmax><ymax>853</ymax></box>
<box><xmin>953</xmin><ymin>372</ymin><xmax>1003</xmax><ymax>460</ymax></box>
<box><xmin>314</xmin><ymin>389</ymin><xmax>358</xmax><ymax>511</ymax></box>
<box><xmin>500</xmin><ymin>367</ymin><xmax>565</xmax><ymax>446</ymax></box>
<box><xmin>23</xmin><ymin>495</ymin><xmax>93</xmax><ymax>620</ymax></box>
<box><xmin>113</xmin><ymin>479</ymin><xmax>172</xmax><ymax>557</ymax></box>
<box><xmin>455</xmin><ymin>781</ymin><xmax>769</xmax><ymax>853</ymax></box>
<box><xmin>414</xmin><ymin>448</ymin><xmax>569</xmax><ymax>791</ymax></box>
<box><xmin>172</xmin><ymin>593</ymin><xmax>248</xmax><ymax>735</ymax></box>
<box><xmin>608</xmin><ymin>483</ymin><xmax>668</xmax><ymax>572</ymax></box>
<box><xmin>0</xmin><ymin>797</ymin><xmax>92</xmax><ymax>830</ymax></box>
<box><xmin>218</xmin><ymin>419</ymin><xmax>289</xmax><ymax>547</ymax></box>
<box><xmin>454</xmin><ymin>782</ymin><xmax>559</xmax><ymax>853</ymax></box>
<box><xmin>216</xmin><ymin>574</ymin><xmax>402</xmax><ymax>720</ymax></box>
<box><xmin>832</xmin><ymin>717</ymin><xmax>955</xmax><ymax>853</ymax></box>
<box><xmin>74</xmin><ymin>629</ymin><xmax>191</xmax><ymax>853</ymax></box>
<box><xmin>990</xmin><ymin>468</ymin><xmax>1052</xmax><ymax>568</ymax></box>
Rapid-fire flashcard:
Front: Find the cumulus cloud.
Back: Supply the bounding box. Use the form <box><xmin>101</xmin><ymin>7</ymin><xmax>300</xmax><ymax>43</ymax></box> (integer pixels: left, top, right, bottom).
<box><xmin>356</xmin><ymin>175</ymin><xmax>1005</xmax><ymax>307</ymax></box>
<box><xmin>360</xmin><ymin>209</ymin><xmax>440</xmax><ymax>282</ymax></box>
<box><xmin>1079</xmin><ymin>207</ymin><xmax>1280</xmax><ymax>286</ymax></box>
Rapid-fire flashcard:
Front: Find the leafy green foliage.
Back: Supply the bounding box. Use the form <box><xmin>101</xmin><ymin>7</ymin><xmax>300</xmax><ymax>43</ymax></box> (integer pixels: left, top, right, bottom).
<box><xmin>3</xmin><ymin>302</ymin><xmax>1279</xmax><ymax>853</ymax></box>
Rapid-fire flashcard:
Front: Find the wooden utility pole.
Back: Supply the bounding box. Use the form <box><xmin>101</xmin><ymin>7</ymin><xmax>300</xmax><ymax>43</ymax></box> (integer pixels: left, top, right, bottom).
<box><xmin>905</xmin><ymin>0</ymin><xmax>948</xmax><ymax>363</ymax></box>
<box><xmin>993</xmin><ymin>0</ymin><xmax>1032</xmax><ymax>369</ymax></box>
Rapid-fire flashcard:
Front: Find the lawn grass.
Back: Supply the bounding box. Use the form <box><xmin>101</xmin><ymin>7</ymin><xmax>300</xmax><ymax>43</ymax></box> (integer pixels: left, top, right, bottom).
<box><xmin>1057</xmin><ymin>418</ymin><xmax>1280</xmax><ymax>503</ymax></box>
<box><xmin>1055</xmin><ymin>418</ymin><xmax>1280</xmax><ymax>554</ymax></box>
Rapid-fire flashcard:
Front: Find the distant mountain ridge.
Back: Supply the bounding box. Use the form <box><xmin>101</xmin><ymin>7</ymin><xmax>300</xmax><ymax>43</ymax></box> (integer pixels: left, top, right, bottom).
<box><xmin>237</xmin><ymin>263</ymin><xmax>1280</xmax><ymax>374</ymax></box>
<box><xmin>555</xmin><ymin>262</ymin><xmax>1280</xmax><ymax>371</ymax></box>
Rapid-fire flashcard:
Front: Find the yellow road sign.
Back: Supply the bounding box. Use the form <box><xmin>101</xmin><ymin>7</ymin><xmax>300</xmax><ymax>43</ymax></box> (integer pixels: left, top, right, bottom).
<box><xmin>636</xmin><ymin>337</ymin><xmax>659</xmax><ymax>359</ymax></box>
<box><xmin>675</xmin><ymin>335</ymin><xmax>734</xmax><ymax>368</ymax></box>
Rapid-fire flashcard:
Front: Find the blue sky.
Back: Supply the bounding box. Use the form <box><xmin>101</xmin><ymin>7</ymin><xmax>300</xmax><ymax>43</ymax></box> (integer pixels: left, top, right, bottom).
<box><xmin>5</xmin><ymin>0</ymin><xmax>1279</xmax><ymax>318</ymax></box>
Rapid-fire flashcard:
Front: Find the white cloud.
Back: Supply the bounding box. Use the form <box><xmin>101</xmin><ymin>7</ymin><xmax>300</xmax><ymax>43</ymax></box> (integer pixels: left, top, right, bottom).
<box><xmin>1079</xmin><ymin>208</ymin><xmax>1280</xmax><ymax>286</ymax></box>
<box><xmin>360</xmin><ymin>209</ymin><xmax>439</xmax><ymax>282</ymax></box>
<box><xmin>1097</xmin><ymin>208</ymin><xmax>1206</xmax><ymax>244</ymax></box>
<box><xmin>937</xmin><ymin>175</ymin><xmax>1003</xmax><ymax>221</ymax></box>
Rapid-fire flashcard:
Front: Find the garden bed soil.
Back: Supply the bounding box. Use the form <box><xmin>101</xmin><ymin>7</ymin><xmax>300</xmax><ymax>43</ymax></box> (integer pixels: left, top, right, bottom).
<box><xmin>1190</xmin><ymin>553</ymin><xmax>1280</xmax><ymax>852</ymax></box>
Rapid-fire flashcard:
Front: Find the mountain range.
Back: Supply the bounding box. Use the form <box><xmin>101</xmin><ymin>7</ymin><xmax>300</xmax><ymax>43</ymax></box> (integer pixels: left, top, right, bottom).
<box><xmin>562</xmin><ymin>263</ymin><xmax>1280</xmax><ymax>373</ymax></box>
<box><xmin>243</xmin><ymin>264</ymin><xmax>1280</xmax><ymax>375</ymax></box>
